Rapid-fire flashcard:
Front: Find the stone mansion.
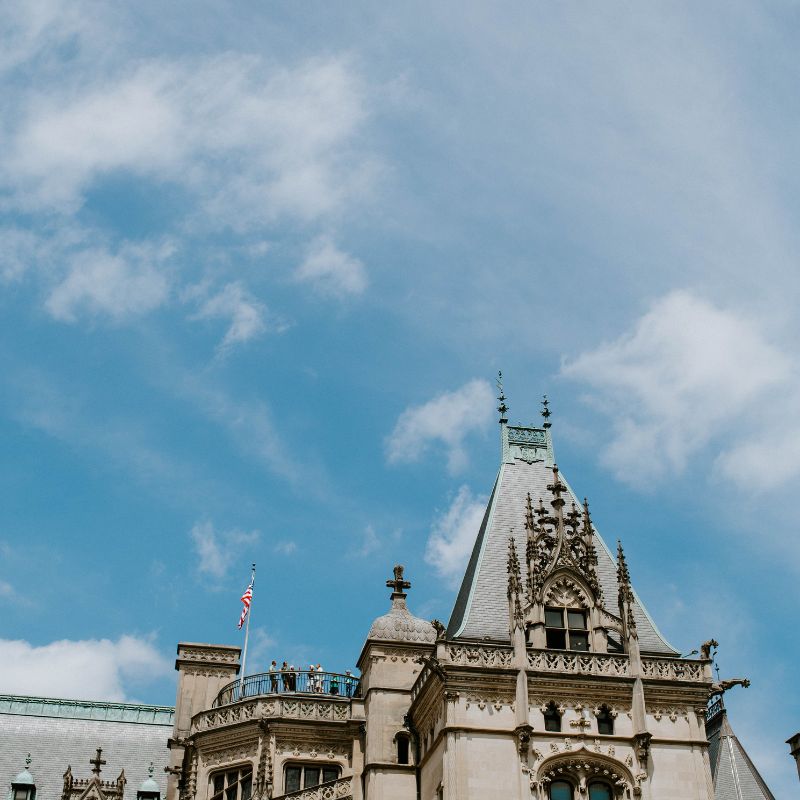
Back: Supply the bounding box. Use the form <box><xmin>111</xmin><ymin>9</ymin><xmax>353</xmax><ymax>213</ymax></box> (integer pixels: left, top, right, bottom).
<box><xmin>1</xmin><ymin>393</ymin><xmax>779</xmax><ymax>800</ymax></box>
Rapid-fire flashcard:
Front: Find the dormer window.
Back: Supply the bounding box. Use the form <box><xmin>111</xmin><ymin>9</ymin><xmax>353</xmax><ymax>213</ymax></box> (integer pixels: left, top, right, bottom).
<box><xmin>545</xmin><ymin>607</ymin><xmax>589</xmax><ymax>651</ymax></box>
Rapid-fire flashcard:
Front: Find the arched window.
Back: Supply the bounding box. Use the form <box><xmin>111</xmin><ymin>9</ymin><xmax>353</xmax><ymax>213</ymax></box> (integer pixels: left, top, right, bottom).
<box><xmin>543</xmin><ymin>702</ymin><xmax>562</xmax><ymax>732</ymax></box>
<box><xmin>549</xmin><ymin>780</ymin><xmax>573</xmax><ymax>800</ymax></box>
<box><xmin>210</xmin><ymin>767</ymin><xmax>252</xmax><ymax>800</ymax></box>
<box><xmin>596</xmin><ymin>705</ymin><xmax>614</xmax><ymax>735</ymax></box>
<box><xmin>396</xmin><ymin>732</ymin><xmax>410</xmax><ymax>765</ymax></box>
<box><xmin>545</xmin><ymin>607</ymin><xmax>589</xmax><ymax>651</ymax></box>
<box><xmin>588</xmin><ymin>782</ymin><xmax>613</xmax><ymax>800</ymax></box>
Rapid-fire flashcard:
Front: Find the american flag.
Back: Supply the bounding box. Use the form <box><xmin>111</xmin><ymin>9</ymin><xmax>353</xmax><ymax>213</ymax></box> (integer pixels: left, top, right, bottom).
<box><xmin>237</xmin><ymin>579</ymin><xmax>253</xmax><ymax>629</ymax></box>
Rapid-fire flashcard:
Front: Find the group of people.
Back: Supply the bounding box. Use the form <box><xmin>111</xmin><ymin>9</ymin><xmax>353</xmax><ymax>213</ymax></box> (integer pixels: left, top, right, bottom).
<box><xmin>266</xmin><ymin>661</ymin><xmax>357</xmax><ymax>697</ymax></box>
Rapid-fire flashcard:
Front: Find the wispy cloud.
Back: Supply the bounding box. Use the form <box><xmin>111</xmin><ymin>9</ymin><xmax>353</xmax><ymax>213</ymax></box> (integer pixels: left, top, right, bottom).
<box><xmin>188</xmin><ymin>281</ymin><xmax>287</xmax><ymax>353</ymax></box>
<box><xmin>0</xmin><ymin>635</ymin><xmax>170</xmax><ymax>702</ymax></box>
<box><xmin>386</xmin><ymin>379</ymin><xmax>494</xmax><ymax>474</ymax></box>
<box><xmin>425</xmin><ymin>486</ymin><xmax>486</xmax><ymax>587</ymax></box>
<box><xmin>562</xmin><ymin>290</ymin><xmax>794</xmax><ymax>487</ymax></box>
<box><xmin>46</xmin><ymin>240</ymin><xmax>173</xmax><ymax>322</ymax></box>
<box><xmin>294</xmin><ymin>236</ymin><xmax>367</xmax><ymax>297</ymax></box>
<box><xmin>189</xmin><ymin>520</ymin><xmax>259</xmax><ymax>582</ymax></box>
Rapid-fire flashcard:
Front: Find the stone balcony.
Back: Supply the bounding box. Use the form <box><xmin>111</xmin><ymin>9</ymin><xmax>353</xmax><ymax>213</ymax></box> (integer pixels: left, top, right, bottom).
<box><xmin>191</xmin><ymin>694</ymin><xmax>353</xmax><ymax>735</ymax></box>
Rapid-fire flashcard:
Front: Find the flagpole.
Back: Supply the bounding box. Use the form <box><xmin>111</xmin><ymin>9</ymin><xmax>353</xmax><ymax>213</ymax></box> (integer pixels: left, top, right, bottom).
<box><xmin>239</xmin><ymin>563</ymin><xmax>255</xmax><ymax>699</ymax></box>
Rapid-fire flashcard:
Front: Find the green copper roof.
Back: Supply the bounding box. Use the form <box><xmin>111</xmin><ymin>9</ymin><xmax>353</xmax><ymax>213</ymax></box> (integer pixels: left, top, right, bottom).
<box><xmin>0</xmin><ymin>694</ymin><xmax>174</xmax><ymax>726</ymax></box>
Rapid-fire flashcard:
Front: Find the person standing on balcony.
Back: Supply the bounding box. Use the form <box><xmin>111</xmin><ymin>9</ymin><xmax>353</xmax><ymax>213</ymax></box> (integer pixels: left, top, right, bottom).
<box><xmin>316</xmin><ymin>663</ymin><xmax>324</xmax><ymax>692</ymax></box>
<box><xmin>269</xmin><ymin>661</ymin><xmax>278</xmax><ymax>693</ymax></box>
<box><xmin>280</xmin><ymin>661</ymin><xmax>289</xmax><ymax>691</ymax></box>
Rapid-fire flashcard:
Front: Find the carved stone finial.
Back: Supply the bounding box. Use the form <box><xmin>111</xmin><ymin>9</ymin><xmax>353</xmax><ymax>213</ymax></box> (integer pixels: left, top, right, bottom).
<box><xmin>90</xmin><ymin>748</ymin><xmax>106</xmax><ymax>777</ymax></box>
<box><xmin>25</xmin><ymin>754</ymin><xmax>32</xmax><ymax>768</ymax></box>
<box><xmin>148</xmin><ymin>763</ymin><xmax>154</xmax><ymax>779</ymax></box>
<box><xmin>616</xmin><ymin>540</ymin><xmax>638</xmax><ymax>640</ymax></box>
<box><xmin>541</xmin><ymin>395</ymin><xmax>551</xmax><ymax>428</ymax></box>
<box><xmin>507</xmin><ymin>536</ymin><xmax>524</xmax><ymax>629</ymax></box>
<box><xmin>700</xmin><ymin>639</ymin><xmax>719</xmax><ymax>661</ymax></box>
<box><xmin>497</xmin><ymin>371</ymin><xmax>508</xmax><ymax>421</ymax></box>
<box><xmin>386</xmin><ymin>565</ymin><xmax>411</xmax><ymax>596</ymax></box>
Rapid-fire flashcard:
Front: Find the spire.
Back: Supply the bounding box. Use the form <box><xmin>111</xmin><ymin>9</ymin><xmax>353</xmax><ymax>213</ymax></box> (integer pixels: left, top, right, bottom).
<box><xmin>541</xmin><ymin>394</ymin><xmax>551</xmax><ymax>428</ymax></box>
<box><xmin>496</xmin><ymin>371</ymin><xmax>508</xmax><ymax>422</ymax></box>
<box><xmin>617</xmin><ymin>540</ymin><xmax>638</xmax><ymax>641</ymax></box>
<box><xmin>507</xmin><ymin>536</ymin><xmax>523</xmax><ymax>630</ymax></box>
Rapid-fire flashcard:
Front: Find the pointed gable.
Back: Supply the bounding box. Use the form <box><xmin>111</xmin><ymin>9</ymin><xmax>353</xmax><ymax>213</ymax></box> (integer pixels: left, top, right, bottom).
<box><xmin>446</xmin><ymin>417</ymin><xmax>678</xmax><ymax>655</ymax></box>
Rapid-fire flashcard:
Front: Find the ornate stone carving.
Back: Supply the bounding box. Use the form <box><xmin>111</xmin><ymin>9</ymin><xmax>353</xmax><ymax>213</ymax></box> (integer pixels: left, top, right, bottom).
<box><xmin>640</xmin><ymin>657</ymin><xmax>704</xmax><ymax>682</ymax></box>
<box><xmin>203</xmin><ymin>742</ymin><xmax>257</xmax><ymax>767</ymax></box>
<box><xmin>524</xmin><ymin>468</ymin><xmax>602</xmax><ymax>604</ymax></box>
<box><xmin>447</xmin><ymin>644</ymin><xmax>514</xmax><ymax>668</ymax></box>
<box><xmin>528</xmin><ymin>650</ymin><xmax>630</xmax><ymax>677</ymax></box>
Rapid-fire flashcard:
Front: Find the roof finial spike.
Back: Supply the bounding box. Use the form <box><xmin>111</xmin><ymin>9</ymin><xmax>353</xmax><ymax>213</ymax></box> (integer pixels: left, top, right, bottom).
<box><xmin>25</xmin><ymin>754</ymin><xmax>32</xmax><ymax>768</ymax></box>
<box><xmin>541</xmin><ymin>394</ymin><xmax>551</xmax><ymax>428</ymax></box>
<box><xmin>148</xmin><ymin>764</ymin><xmax>154</xmax><ymax>779</ymax></box>
<box><xmin>496</xmin><ymin>371</ymin><xmax>508</xmax><ymax>422</ymax></box>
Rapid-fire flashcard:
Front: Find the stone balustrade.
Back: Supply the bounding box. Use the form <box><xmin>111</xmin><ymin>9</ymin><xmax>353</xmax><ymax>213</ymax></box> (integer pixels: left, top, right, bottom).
<box><xmin>278</xmin><ymin>776</ymin><xmax>352</xmax><ymax>800</ymax></box>
<box><xmin>191</xmin><ymin>696</ymin><xmax>350</xmax><ymax>733</ymax></box>
<box><xmin>641</xmin><ymin>656</ymin><xmax>704</xmax><ymax>682</ymax></box>
<box><xmin>447</xmin><ymin>644</ymin><xmax>514</xmax><ymax>668</ymax></box>
<box><xmin>527</xmin><ymin>650</ymin><xmax>630</xmax><ymax>677</ymax></box>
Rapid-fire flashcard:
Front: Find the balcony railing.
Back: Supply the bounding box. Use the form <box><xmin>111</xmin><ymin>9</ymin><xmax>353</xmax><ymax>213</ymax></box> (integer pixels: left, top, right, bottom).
<box><xmin>213</xmin><ymin>671</ymin><xmax>360</xmax><ymax>707</ymax></box>
<box><xmin>276</xmin><ymin>776</ymin><xmax>353</xmax><ymax>800</ymax></box>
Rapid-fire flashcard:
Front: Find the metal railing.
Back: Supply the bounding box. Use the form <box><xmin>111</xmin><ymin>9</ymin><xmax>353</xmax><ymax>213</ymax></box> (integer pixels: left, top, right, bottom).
<box><xmin>277</xmin><ymin>776</ymin><xmax>353</xmax><ymax>800</ymax></box>
<box><xmin>213</xmin><ymin>671</ymin><xmax>360</xmax><ymax>707</ymax></box>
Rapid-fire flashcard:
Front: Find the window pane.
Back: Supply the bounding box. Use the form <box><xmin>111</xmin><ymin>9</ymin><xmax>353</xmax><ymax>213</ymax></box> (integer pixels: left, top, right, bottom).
<box><xmin>322</xmin><ymin>768</ymin><xmax>338</xmax><ymax>784</ymax></box>
<box><xmin>285</xmin><ymin>768</ymin><xmax>301</xmax><ymax>793</ymax></box>
<box><xmin>570</xmin><ymin>631</ymin><xmax>589</xmax><ymax>651</ymax></box>
<box><xmin>398</xmin><ymin>736</ymin><xmax>410</xmax><ymax>764</ymax></box>
<box><xmin>550</xmin><ymin>780</ymin><xmax>573</xmax><ymax>800</ymax></box>
<box><xmin>545</xmin><ymin>608</ymin><xmax>564</xmax><ymax>628</ymax></box>
<box><xmin>567</xmin><ymin>610</ymin><xmax>586</xmax><ymax>630</ymax></box>
<box><xmin>546</xmin><ymin>628</ymin><xmax>567</xmax><ymax>649</ymax></box>
<box><xmin>544</xmin><ymin>705</ymin><xmax>562</xmax><ymax>732</ymax></box>
<box><xmin>225</xmin><ymin>786</ymin><xmax>236</xmax><ymax>800</ymax></box>
<box><xmin>240</xmin><ymin>778</ymin><xmax>251</xmax><ymax>800</ymax></box>
<box><xmin>589</xmin><ymin>783</ymin><xmax>612</xmax><ymax>800</ymax></box>
<box><xmin>598</xmin><ymin>710</ymin><xmax>614</xmax><ymax>735</ymax></box>
<box><xmin>213</xmin><ymin>776</ymin><xmax>224</xmax><ymax>795</ymax></box>
<box><xmin>304</xmin><ymin>768</ymin><xmax>320</xmax><ymax>789</ymax></box>
<box><xmin>225</xmin><ymin>773</ymin><xmax>238</xmax><ymax>787</ymax></box>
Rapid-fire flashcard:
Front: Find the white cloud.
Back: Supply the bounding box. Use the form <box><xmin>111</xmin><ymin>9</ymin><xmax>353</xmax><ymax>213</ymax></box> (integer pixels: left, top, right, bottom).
<box><xmin>2</xmin><ymin>54</ymin><xmax>373</xmax><ymax>226</ymax></box>
<box><xmin>425</xmin><ymin>486</ymin><xmax>486</xmax><ymax>587</ymax></box>
<box><xmin>562</xmin><ymin>290</ymin><xmax>794</xmax><ymax>485</ymax></box>
<box><xmin>191</xmin><ymin>281</ymin><xmax>285</xmax><ymax>352</ymax></box>
<box><xmin>386</xmin><ymin>379</ymin><xmax>495</xmax><ymax>474</ymax></box>
<box><xmin>189</xmin><ymin>520</ymin><xmax>259</xmax><ymax>581</ymax></box>
<box><xmin>0</xmin><ymin>579</ymin><xmax>16</xmax><ymax>599</ymax></box>
<box><xmin>45</xmin><ymin>241</ymin><xmax>172</xmax><ymax>322</ymax></box>
<box><xmin>0</xmin><ymin>635</ymin><xmax>170</xmax><ymax>701</ymax></box>
<box><xmin>294</xmin><ymin>236</ymin><xmax>367</xmax><ymax>297</ymax></box>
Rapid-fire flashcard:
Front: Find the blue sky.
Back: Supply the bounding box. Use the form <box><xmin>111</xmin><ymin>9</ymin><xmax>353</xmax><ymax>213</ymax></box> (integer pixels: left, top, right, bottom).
<box><xmin>1</xmin><ymin>1</ymin><xmax>799</xmax><ymax>795</ymax></box>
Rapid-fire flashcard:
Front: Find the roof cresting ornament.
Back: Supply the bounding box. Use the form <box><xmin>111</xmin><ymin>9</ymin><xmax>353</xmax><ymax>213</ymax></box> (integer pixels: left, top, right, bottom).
<box><xmin>496</xmin><ymin>371</ymin><xmax>508</xmax><ymax>422</ymax></box>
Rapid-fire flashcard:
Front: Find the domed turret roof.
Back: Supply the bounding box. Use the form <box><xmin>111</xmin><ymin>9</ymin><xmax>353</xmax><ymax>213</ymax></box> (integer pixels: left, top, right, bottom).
<box><xmin>367</xmin><ymin>565</ymin><xmax>436</xmax><ymax>644</ymax></box>
<box><xmin>368</xmin><ymin>595</ymin><xmax>436</xmax><ymax>643</ymax></box>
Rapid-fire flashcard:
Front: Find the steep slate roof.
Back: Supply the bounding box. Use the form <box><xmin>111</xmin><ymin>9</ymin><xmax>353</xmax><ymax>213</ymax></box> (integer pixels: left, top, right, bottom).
<box><xmin>706</xmin><ymin>701</ymin><xmax>775</xmax><ymax>800</ymax></box>
<box><xmin>0</xmin><ymin>695</ymin><xmax>173</xmax><ymax>800</ymax></box>
<box><xmin>447</xmin><ymin>422</ymin><xmax>678</xmax><ymax>655</ymax></box>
